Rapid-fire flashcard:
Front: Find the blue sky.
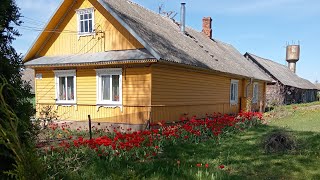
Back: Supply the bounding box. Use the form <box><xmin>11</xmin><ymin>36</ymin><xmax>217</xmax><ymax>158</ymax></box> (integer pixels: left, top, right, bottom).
<box><xmin>13</xmin><ymin>0</ymin><xmax>320</xmax><ymax>83</ymax></box>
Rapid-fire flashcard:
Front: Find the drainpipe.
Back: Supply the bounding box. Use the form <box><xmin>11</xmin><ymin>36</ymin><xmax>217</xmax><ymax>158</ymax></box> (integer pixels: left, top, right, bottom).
<box><xmin>244</xmin><ymin>78</ymin><xmax>254</xmax><ymax>112</ymax></box>
<box><xmin>246</xmin><ymin>78</ymin><xmax>254</xmax><ymax>98</ymax></box>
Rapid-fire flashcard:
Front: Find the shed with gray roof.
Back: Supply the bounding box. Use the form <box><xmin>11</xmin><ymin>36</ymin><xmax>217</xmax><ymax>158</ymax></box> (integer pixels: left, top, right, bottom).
<box><xmin>245</xmin><ymin>53</ymin><xmax>317</xmax><ymax>105</ymax></box>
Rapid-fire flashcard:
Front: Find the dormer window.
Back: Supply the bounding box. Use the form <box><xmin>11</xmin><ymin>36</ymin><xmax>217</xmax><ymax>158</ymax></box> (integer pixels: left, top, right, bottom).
<box><xmin>76</xmin><ymin>8</ymin><xmax>95</xmax><ymax>36</ymax></box>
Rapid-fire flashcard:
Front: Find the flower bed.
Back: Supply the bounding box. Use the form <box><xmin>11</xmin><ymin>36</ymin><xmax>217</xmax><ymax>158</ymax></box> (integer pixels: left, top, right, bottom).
<box><xmin>41</xmin><ymin>112</ymin><xmax>263</xmax><ymax>161</ymax></box>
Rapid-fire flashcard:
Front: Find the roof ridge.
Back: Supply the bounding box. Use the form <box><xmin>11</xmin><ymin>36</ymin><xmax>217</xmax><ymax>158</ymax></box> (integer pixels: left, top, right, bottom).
<box><xmin>248</xmin><ymin>52</ymin><xmax>288</xmax><ymax>68</ymax></box>
<box><xmin>125</xmin><ymin>0</ymin><xmax>172</xmax><ymax>20</ymax></box>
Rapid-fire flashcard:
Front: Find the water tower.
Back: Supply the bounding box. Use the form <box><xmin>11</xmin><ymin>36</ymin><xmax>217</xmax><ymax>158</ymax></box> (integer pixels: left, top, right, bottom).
<box><xmin>286</xmin><ymin>44</ymin><xmax>300</xmax><ymax>73</ymax></box>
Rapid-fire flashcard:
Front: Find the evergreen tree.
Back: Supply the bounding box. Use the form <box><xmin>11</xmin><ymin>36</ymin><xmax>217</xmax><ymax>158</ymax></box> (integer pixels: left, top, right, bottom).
<box><xmin>0</xmin><ymin>0</ymin><xmax>38</xmax><ymax>178</ymax></box>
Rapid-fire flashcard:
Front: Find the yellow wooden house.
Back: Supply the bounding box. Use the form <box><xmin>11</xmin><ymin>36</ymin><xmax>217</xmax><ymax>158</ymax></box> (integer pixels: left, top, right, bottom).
<box><xmin>24</xmin><ymin>0</ymin><xmax>271</xmax><ymax>128</ymax></box>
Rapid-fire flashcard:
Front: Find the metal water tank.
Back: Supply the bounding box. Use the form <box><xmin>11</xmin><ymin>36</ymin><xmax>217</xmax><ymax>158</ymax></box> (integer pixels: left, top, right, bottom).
<box><xmin>286</xmin><ymin>45</ymin><xmax>300</xmax><ymax>73</ymax></box>
<box><xmin>286</xmin><ymin>45</ymin><xmax>300</xmax><ymax>62</ymax></box>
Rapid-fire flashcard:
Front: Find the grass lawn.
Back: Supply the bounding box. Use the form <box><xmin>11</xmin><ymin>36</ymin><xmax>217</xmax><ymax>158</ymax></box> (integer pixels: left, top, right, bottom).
<box><xmin>43</xmin><ymin>102</ymin><xmax>320</xmax><ymax>179</ymax></box>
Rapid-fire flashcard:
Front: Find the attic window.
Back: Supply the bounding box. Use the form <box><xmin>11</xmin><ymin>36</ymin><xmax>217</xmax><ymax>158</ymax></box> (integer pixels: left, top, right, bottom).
<box><xmin>76</xmin><ymin>8</ymin><xmax>95</xmax><ymax>36</ymax></box>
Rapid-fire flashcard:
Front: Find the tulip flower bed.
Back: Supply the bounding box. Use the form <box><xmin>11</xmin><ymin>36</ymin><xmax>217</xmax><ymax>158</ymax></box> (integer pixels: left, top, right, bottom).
<box><xmin>39</xmin><ymin>112</ymin><xmax>263</xmax><ymax>178</ymax></box>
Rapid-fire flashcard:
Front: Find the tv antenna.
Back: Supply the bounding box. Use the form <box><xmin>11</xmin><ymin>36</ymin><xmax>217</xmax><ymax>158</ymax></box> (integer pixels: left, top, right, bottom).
<box><xmin>158</xmin><ymin>4</ymin><xmax>177</xmax><ymax>19</ymax></box>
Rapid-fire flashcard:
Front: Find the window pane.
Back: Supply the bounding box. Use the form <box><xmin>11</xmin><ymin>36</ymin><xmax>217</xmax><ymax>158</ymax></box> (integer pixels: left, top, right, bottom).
<box><xmin>85</xmin><ymin>20</ymin><xmax>88</xmax><ymax>32</ymax></box>
<box><xmin>112</xmin><ymin>75</ymin><xmax>120</xmax><ymax>101</ymax></box>
<box><xmin>89</xmin><ymin>20</ymin><xmax>92</xmax><ymax>32</ymax></box>
<box><xmin>89</xmin><ymin>13</ymin><xmax>92</xmax><ymax>19</ymax></box>
<box><xmin>59</xmin><ymin>77</ymin><xmax>66</xmax><ymax>100</ymax></box>
<box><xmin>80</xmin><ymin>21</ymin><xmax>84</xmax><ymax>32</ymax></box>
<box><xmin>101</xmin><ymin>75</ymin><xmax>110</xmax><ymax>100</ymax></box>
<box><xmin>231</xmin><ymin>84</ymin><xmax>235</xmax><ymax>101</ymax></box>
<box><xmin>80</xmin><ymin>14</ymin><xmax>83</xmax><ymax>20</ymax></box>
<box><xmin>67</xmin><ymin>77</ymin><xmax>74</xmax><ymax>100</ymax></box>
<box><xmin>84</xmin><ymin>14</ymin><xmax>88</xmax><ymax>19</ymax></box>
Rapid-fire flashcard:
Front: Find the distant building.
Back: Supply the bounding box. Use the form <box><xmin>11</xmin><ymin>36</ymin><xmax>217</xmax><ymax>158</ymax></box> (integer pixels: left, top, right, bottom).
<box><xmin>245</xmin><ymin>48</ymin><xmax>317</xmax><ymax>106</ymax></box>
<box><xmin>316</xmin><ymin>83</ymin><xmax>320</xmax><ymax>101</ymax></box>
<box><xmin>21</xmin><ymin>68</ymin><xmax>35</xmax><ymax>95</ymax></box>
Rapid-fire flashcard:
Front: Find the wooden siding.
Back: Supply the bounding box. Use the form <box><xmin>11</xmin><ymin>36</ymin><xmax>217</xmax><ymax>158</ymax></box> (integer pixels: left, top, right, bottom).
<box><xmin>150</xmin><ymin>64</ymin><xmax>244</xmax><ymax>122</ymax></box>
<box><xmin>250</xmin><ymin>81</ymin><xmax>266</xmax><ymax>111</ymax></box>
<box><xmin>34</xmin><ymin>66</ymin><xmax>151</xmax><ymax>124</ymax></box>
<box><xmin>37</xmin><ymin>0</ymin><xmax>143</xmax><ymax>57</ymax></box>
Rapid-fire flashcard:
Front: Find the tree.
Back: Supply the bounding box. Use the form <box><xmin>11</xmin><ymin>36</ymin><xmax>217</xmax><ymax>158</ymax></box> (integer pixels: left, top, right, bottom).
<box><xmin>0</xmin><ymin>0</ymin><xmax>41</xmax><ymax>178</ymax></box>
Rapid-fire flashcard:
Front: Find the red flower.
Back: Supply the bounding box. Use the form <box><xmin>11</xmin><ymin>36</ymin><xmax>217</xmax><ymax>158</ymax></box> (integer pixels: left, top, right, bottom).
<box><xmin>196</xmin><ymin>163</ymin><xmax>202</xmax><ymax>167</ymax></box>
<box><xmin>205</xmin><ymin>163</ymin><xmax>209</xmax><ymax>168</ymax></box>
<box><xmin>155</xmin><ymin>146</ymin><xmax>159</xmax><ymax>149</ymax></box>
<box><xmin>219</xmin><ymin>165</ymin><xmax>225</xmax><ymax>169</ymax></box>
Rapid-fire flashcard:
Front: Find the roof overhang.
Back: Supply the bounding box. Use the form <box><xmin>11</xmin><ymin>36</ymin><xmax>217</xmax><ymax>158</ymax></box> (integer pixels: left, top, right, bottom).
<box><xmin>25</xmin><ymin>49</ymin><xmax>157</xmax><ymax>68</ymax></box>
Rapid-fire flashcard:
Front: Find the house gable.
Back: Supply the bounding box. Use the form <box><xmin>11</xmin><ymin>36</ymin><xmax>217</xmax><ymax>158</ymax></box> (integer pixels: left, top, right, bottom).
<box><xmin>24</xmin><ymin>0</ymin><xmax>144</xmax><ymax>62</ymax></box>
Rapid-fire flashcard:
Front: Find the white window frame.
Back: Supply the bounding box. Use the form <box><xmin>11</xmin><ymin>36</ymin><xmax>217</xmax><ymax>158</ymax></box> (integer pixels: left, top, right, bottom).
<box><xmin>54</xmin><ymin>70</ymin><xmax>77</xmax><ymax>105</ymax></box>
<box><xmin>95</xmin><ymin>68</ymin><xmax>123</xmax><ymax>107</ymax></box>
<box><xmin>230</xmin><ymin>79</ymin><xmax>239</xmax><ymax>105</ymax></box>
<box><xmin>252</xmin><ymin>82</ymin><xmax>259</xmax><ymax>103</ymax></box>
<box><xmin>76</xmin><ymin>8</ymin><xmax>95</xmax><ymax>37</ymax></box>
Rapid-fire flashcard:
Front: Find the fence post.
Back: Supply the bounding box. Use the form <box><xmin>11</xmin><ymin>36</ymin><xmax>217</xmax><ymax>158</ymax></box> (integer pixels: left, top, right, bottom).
<box><xmin>88</xmin><ymin>115</ymin><xmax>92</xmax><ymax>140</ymax></box>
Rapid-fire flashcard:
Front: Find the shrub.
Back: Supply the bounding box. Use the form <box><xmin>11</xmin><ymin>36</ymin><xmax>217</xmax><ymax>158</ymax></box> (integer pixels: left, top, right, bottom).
<box><xmin>0</xmin><ymin>81</ymin><xmax>45</xmax><ymax>179</ymax></box>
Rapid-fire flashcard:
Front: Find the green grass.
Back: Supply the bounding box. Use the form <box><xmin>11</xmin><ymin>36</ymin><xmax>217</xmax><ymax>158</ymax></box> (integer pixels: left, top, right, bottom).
<box><xmin>54</xmin><ymin>102</ymin><xmax>320</xmax><ymax>179</ymax></box>
<box><xmin>268</xmin><ymin>103</ymin><xmax>320</xmax><ymax>132</ymax></box>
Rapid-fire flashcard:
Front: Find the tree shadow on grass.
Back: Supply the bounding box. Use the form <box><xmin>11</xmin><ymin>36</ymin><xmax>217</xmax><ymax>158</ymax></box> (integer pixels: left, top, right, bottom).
<box><xmin>74</xmin><ymin>125</ymin><xmax>320</xmax><ymax>180</ymax></box>
<box><xmin>153</xmin><ymin>125</ymin><xmax>320</xmax><ymax>180</ymax></box>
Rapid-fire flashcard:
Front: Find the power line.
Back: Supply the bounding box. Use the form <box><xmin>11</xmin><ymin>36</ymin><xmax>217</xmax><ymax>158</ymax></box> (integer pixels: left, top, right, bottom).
<box><xmin>21</xmin><ymin>16</ymin><xmax>47</xmax><ymax>24</ymax></box>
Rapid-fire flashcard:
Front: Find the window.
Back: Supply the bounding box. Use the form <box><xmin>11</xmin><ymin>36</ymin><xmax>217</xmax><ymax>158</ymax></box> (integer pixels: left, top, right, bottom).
<box><xmin>76</xmin><ymin>8</ymin><xmax>94</xmax><ymax>36</ymax></box>
<box><xmin>252</xmin><ymin>83</ymin><xmax>259</xmax><ymax>103</ymax></box>
<box><xmin>54</xmin><ymin>70</ymin><xmax>76</xmax><ymax>104</ymax></box>
<box><xmin>96</xmin><ymin>68</ymin><xmax>122</xmax><ymax>106</ymax></box>
<box><xmin>230</xmin><ymin>80</ymin><xmax>239</xmax><ymax>105</ymax></box>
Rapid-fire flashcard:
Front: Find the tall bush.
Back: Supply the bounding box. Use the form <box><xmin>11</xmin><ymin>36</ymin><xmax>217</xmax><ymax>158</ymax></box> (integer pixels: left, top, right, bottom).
<box><xmin>0</xmin><ymin>0</ymin><xmax>38</xmax><ymax>177</ymax></box>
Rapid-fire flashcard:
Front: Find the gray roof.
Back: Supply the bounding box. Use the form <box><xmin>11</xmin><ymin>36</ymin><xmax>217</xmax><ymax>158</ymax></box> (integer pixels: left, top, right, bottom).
<box><xmin>246</xmin><ymin>53</ymin><xmax>317</xmax><ymax>90</ymax></box>
<box><xmin>21</xmin><ymin>68</ymin><xmax>35</xmax><ymax>94</ymax></box>
<box><xmin>316</xmin><ymin>83</ymin><xmax>320</xmax><ymax>90</ymax></box>
<box><xmin>25</xmin><ymin>49</ymin><xmax>155</xmax><ymax>66</ymax></box>
<box><xmin>98</xmin><ymin>0</ymin><xmax>271</xmax><ymax>81</ymax></box>
<box><xmin>25</xmin><ymin>0</ymin><xmax>271</xmax><ymax>81</ymax></box>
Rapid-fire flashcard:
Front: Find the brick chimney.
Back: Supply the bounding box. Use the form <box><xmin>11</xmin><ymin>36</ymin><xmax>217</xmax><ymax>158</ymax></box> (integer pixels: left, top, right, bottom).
<box><xmin>202</xmin><ymin>17</ymin><xmax>212</xmax><ymax>39</ymax></box>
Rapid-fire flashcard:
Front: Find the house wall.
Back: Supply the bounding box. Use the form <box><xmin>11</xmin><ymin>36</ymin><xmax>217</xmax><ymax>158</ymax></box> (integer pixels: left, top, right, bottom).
<box><xmin>35</xmin><ymin>66</ymin><xmax>151</xmax><ymax>124</ymax></box>
<box><xmin>249</xmin><ymin>81</ymin><xmax>267</xmax><ymax>111</ymax></box>
<box><xmin>150</xmin><ymin>64</ymin><xmax>266</xmax><ymax>122</ymax></box>
<box><xmin>37</xmin><ymin>0</ymin><xmax>143</xmax><ymax>57</ymax></box>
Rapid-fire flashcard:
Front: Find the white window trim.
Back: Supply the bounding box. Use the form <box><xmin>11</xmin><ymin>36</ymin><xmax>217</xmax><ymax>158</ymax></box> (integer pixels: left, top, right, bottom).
<box><xmin>54</xmin><ymin>70</ymin><xmax>77</xmax><ymax>105</ymax></box>
<box><xmin>252</xmin><ymin>82</ymin><xmax>259</xmax><ymax>103</ymax></box>
<box><xmin>95</xmin><ymin>68</ymin><xmax>123</xmax><ymax>107</ymax></box>
<box><xmin>76</xmin><ymin>7</ymin><xmax>95</xmax><ymax>38</ymax></box>
<box><xmin>230</xmin><ymin>79</ymin><xmax>239</xmax><ymax>105</ymax></box>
